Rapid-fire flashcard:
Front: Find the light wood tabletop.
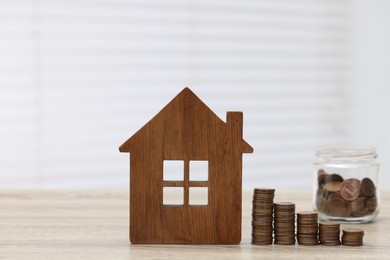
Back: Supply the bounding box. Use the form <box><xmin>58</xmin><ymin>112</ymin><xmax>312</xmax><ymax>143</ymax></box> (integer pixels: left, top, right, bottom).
<box><xmin>0</xmin><ymin>189</ymin><xmax>389</xmax><ymax>259</ymax></box>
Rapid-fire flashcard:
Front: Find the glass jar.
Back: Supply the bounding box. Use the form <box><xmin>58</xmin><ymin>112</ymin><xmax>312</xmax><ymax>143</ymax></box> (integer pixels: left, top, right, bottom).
<box><xmin>313</xmin><ymin>146</ymin><xmax>380</xmax><ymax>223</ymax></box>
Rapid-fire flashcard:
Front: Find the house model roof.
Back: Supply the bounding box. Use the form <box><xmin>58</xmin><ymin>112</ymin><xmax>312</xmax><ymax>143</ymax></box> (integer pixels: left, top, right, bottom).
<box><xmin>119</xmin><ymin>87</ymin><xmax>253</xmax><ymax>154</ymax></box>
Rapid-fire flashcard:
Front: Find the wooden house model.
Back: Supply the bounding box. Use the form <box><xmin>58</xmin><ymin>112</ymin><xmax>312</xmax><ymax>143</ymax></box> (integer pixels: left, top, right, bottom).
<box><xmin>119</xmin><ymin>87</ymin><xmax>253</xmax><ymax>244</ymax></box>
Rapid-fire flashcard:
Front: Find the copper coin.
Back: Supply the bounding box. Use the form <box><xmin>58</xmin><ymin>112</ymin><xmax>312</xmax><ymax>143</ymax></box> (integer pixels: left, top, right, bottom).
<box><xmin>361</xmin><ymin>178</ymin><xmax>376</xmax><ymax>197</ymax></box>
<box><xmin>342</xmin><ymin>228</ymin><xmax>364</xmax><ymax>235</ymax></box>
<box><xmin>252</xmin><ymin>205</ymin><xmax>274</xmax><ymax>211</ymax></box>
<box><xmin>324</xmin><ymin>181</ymin><xmax>343</xmax><ymax>192</ymax></box>
<box><xmin>252</xmin><ymin>231</ymin><xmax>273</xmax><ymax>235</ymax></box>
<box><xmin>325</xmin><ymin>173</ymin><xmax>344</xmax><ymax>183</ymax></box>
<box><xmin>340</xmin><ymin>178</ymin><xmax>361</xmax><ymax>201</ymax></box>
<box><xmin>365</xmin><ymin>196</ymin><xmax>377</xmax><ymax>211</ymax></box>
<box><xmin>297</xmin><ymin>234</ymin><xmax>318</xmax><ymax>239</ymax></box>
<box><xmin>327</xmin><ymin>198</ymin><xmax>348</xmax><ymax>216</ymax></box>
<box><xmin>297</xmin><ymin>221</ymin><xmax>318</xmax><ymax>226</ymax></box>
<box><xmin>350</xmin><ymin>197</ymin><xmax>365</xmax><ymax>213</ymax></box>
<box><xmin>252</xmin><ymin>219</ymin><xmax>272</xmax><ymax>223</ymax></box>
<box><xmin>318</xmin><ymin>169</ymin><xmax>329</xmax><ymax>185</ymax></box>
<box><xmin>321</xmin><ymin>189</ymin><xmax>331</xmax><ymax>199</ymax></box>
<box><xmin>319</xmin><ymin>222</ymin><xmax>340</xmax><ymax>228</ymax></box>
<box><xmin>274</xmin><ymin>225</ymin><xmax>295</xmax><ymax>230</ymax></box>
<box><xmin>298</xmin><ymin>241</ymin><xmax>318</xmax><ymax>246</ymax></box>
<box><xmin>342</xmin><ymin>241</ymin><xmax>363</xmax><ymax>246</ymax></box>
<box><xmin>351</xmin><ymin>207</ymin><xmax>369</xmax><ymax>217</ymax></box>
<box><xmin>328</xmin><ymin>191</ymin><xmax>342</xmax><ymax>201</ymax></box>
<box><xmin>297</xmin><ymin>229</ymin><xmax>318</xmax><ymax>235</ymax></box>
<box><xmin>316</xmin><ymin>195</ymin><xmax>327</xmax><ymax>213</ymax></box>
<box><xmin>345</xmin><ymin>202</ymin><xmax>352</xmax><ymax>217</ymax></box>
<box><xmin>297</xmin><ymin>211</ymin><xmax>318</xmax><ymax>217</ymax></box>
<box><xmin>317</xmin><ymin>186</ymin><xmax>324</xmax><ymax>196</ymax></box>
<box><xmin>254</xmin><ymin>188</ymin><xmax>275</xmax><ymax>194</ymax></box>
<box><xmin>320</xmin><ymin>240</ymin><xmax>341</xmax><ymax>246</ymax></box>
<box><xmin>274</xmin><ymin>202</ymin><xmax>295</xmax><ymax>209</ymax></box>
<box><xmin>252</xmin><ymin>240</ymin><xmax>273</xmax><ymax>245</ymax></box>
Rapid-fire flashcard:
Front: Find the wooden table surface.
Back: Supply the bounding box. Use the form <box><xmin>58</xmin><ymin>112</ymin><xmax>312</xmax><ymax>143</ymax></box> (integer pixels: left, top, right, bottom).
<box><xmin>0</xmin><ymin>189</ymin><xmax>389</xmax><ymax>259</ymax></box>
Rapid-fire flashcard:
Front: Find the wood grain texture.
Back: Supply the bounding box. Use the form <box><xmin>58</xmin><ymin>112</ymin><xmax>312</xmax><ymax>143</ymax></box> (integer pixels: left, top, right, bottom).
<box><xmin>0</xmin><ymin>189</ymin><xmax>389</xmax><ymax>260</ymax></box>
<box><xmin>119</xmin><ymin>87</ymin><xmax>253</xmax><ymax>244</ymax></box>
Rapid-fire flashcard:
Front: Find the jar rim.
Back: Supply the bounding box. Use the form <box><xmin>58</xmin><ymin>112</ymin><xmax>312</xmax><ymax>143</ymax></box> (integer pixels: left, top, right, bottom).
<box><xmin>316</xmin><ymin>145</ymin><xmax>377</xmax><ymax>159</ymax></box>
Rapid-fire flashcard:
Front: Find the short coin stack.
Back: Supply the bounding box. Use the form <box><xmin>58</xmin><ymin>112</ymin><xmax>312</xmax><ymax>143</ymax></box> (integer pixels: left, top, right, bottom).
<box><xmin>296</xmin><ymin>211</ymin><xmax>319</xmax><ymax>246</ymax></box>
<box><xmin>342</xmin><ymin>228</ymin><xmax>364</xmax><ymax>246</ymax></box>
<box><xmin>273</xmin><ymin>202</ymin><xmax>296</xmax><ymax>245</ymax></box>
<box><xmin>319</xmin><ymin>222</ymin><xmax>340</xmax><ymax>246</ymax></box>
<box><xmin>251</xmin><ymin>188</ymin><xmax>275</xmax><ymax>245</ymax></box>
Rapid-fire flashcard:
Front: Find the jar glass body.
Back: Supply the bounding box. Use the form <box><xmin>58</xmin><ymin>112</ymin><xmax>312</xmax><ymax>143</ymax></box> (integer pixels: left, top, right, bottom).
<box><xmin>313</xmin><ymin>146</ymin><xmax>380</xmax><ymax>223</ymax></box>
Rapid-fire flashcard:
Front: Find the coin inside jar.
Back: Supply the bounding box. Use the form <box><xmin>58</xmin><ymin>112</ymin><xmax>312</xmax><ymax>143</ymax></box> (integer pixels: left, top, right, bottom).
<box><xmin>318</xmin><ymin>169</ymin><xmax>329</xmax><ymax>186</ymax></box>
<box><xmin>324</xmin><ymin>181</ymin><xmax>343</xmax><ymax>192</ymax></box>
<box><xmin>350</xmin><ymin>197</ymin><xmax>366</xmax><ymax>213</ymax></box>
<box><xmin>365</xmin><ymin>196</ymin><xmax>377</xmax><ymax>211</ymax></box>
<box><xmin>340</xmin><ymin>178</ymin><xmax>361</xmax><ymax>201</ymax></box>
<box><xmin>327</xmin><ymin>198</ymin><xmax>348</xmax><ymax>216</ymax></box>
<box><xmin>361</xmin><ymin>178</ymin><xmax>376</xmax><ymax>197</ymax></box>
<box><xmin>316</xmin><ymin>195</ymin><xmax>327</xmax><ymax>213</ymax></box>
<box><xmin>325</xmin><ymin>173</ymin><xmax>344</xmax><ymax>183</ymax></box>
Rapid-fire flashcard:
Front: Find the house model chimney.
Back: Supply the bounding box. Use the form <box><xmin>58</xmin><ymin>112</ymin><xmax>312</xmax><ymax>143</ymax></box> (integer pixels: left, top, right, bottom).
<box><xmin>226</xmin><ymin>111</ymin><xmax>243</xmax><ymax>138</ymax></box>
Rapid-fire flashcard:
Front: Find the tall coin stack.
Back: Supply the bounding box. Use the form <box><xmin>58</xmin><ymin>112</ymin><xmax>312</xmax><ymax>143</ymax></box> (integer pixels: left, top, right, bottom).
<box><xmin>273</xmin><ymin>202</ymin><xmax>296</xmax><ymax>245</ymax></box>
<box><xmin>251</xmin><ymin>188</ymin><xmax>275</xmax><ymax>245</ymax></box>
<box><xmin>342</xmin><ymin>228</ymin><xmax>364</xmax><ymax>246</ymax></box>
<box><xmin>319</xmin><ymin>222</ymin><xmax>340</xmax><ymax>246</ymax></box>
<box><xmin>296</xmin><ymin>211</ymin><xmax>319</xmax><ymax>246</ymax></box>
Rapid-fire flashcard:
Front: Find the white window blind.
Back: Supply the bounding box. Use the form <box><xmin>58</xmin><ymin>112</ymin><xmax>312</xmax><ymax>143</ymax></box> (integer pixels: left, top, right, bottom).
<box><xmin>0</xmin><ymin>0</ymin><xmax>350</xmax><ymax>189</ymax></box>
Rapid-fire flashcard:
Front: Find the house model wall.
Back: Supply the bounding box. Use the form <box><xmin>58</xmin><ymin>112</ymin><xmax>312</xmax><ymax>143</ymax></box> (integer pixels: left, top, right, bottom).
<box><xmin>119</xmin><ymin>87</ymin><xmax>253</xmax><ymax>244</ymax></box>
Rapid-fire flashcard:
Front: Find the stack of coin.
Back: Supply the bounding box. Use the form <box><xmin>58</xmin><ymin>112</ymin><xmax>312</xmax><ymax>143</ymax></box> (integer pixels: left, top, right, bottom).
<box><xmin>251</xmin><ymin>188</ymin><xmax>275</xmax><ymax>245</ymax></box>
<box><xmin>318</xmin><ymin>222</ymin><xmax>340</xmax><ymax>246</ymax></box>
<box><xmin>296</xmin><ymin>211</ymin><xmax>318</xmax><ymax>246</ymax></box>
<box><xmin>342</xmin><ymin>228</ymin><xmax>364</xmax><ymax>246</ymax></box>
<box><xmin>273</xmin><ymin>202</ymin><xmax>296</xmax><ymax>245</ymax></box>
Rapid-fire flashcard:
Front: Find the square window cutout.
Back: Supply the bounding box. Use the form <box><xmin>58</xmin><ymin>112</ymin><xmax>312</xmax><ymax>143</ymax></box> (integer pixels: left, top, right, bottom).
<box><xmin>189</xmin><ymin>187</ymin><xmax>208</xmax><ymax>206</ymax></box>
<box><xmin>163</xmin><ymin>160</ymin><xmax>184</xmax><ymax>181</ymax></box>
<box><xmin>189</xmin><ymin>160</ymin><xmax>208</xmax><ymax>181</ymax></box>
<box><xmin>163</xmin><ymin>187</ymin><xmax>184</xmax><ymax>205</ymax></box>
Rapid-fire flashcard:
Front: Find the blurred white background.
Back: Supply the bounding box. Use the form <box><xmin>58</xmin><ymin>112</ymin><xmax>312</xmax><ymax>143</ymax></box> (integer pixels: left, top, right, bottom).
<box><xmin>0</xmin><ymin>0</ymin><xmax>389</xmax><ymax>190</ymax></box>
